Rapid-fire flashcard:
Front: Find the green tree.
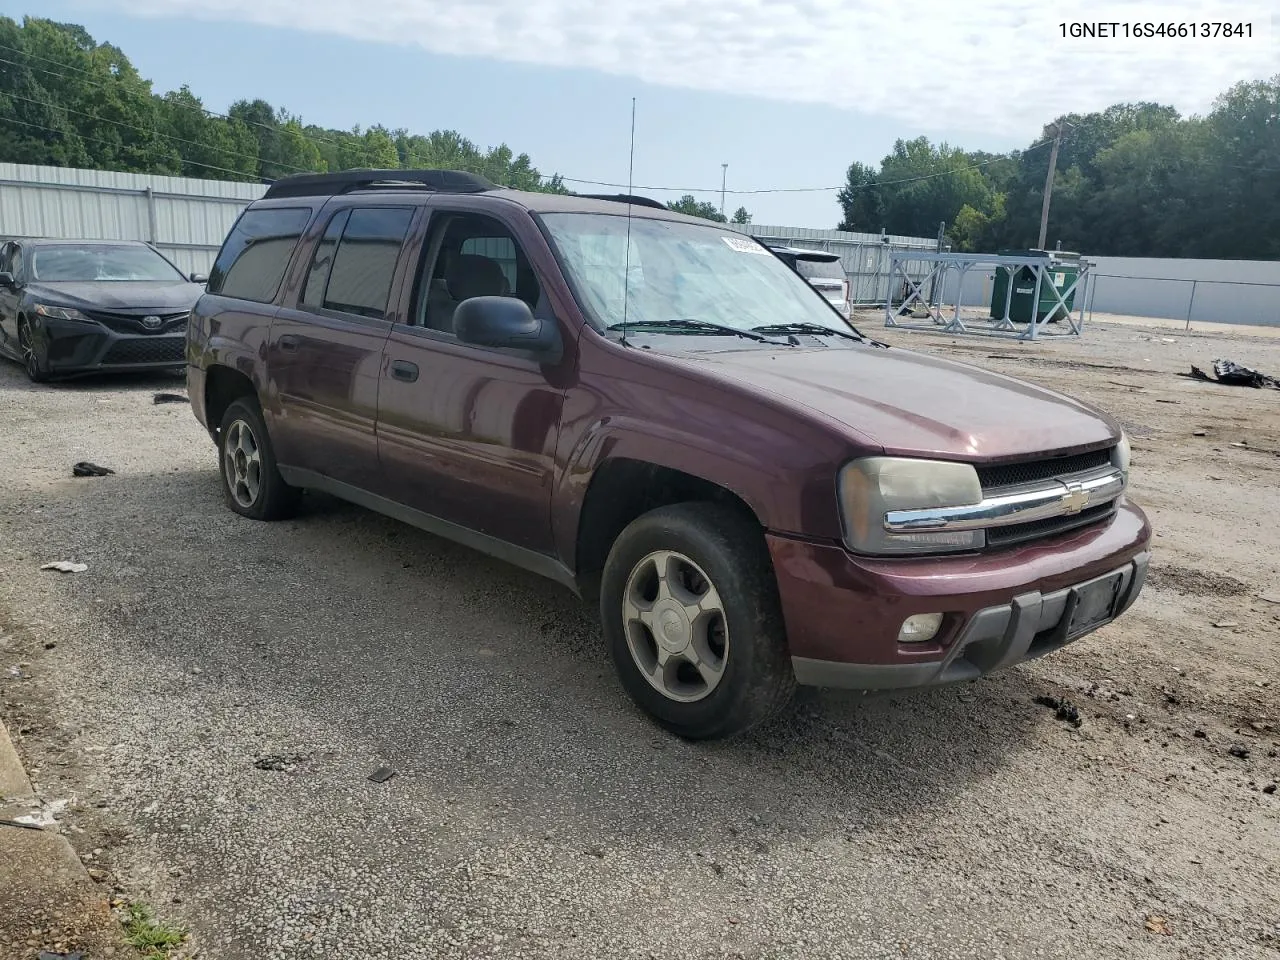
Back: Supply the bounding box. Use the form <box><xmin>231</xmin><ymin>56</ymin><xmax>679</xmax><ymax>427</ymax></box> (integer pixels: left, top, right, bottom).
<box><xmin>666</xmin><ymin>194</ymin><xmax>727</xmax><ymax>222</ymax></box>
<box><xmin>730</xmin><ymin>206</ymin><xmax>752</xmax><ymax>224</ymax></box>
<box><xmin>836</xmin><ymin>161</ymin><xmax>882</xmax><ymax>232</ymax></box>
<box><xmin>228</xmin><ymin>99</ymin><xmax>323</xmax><ymax>179</ymax></box>
<box><xmin>3</xmin><ymin>17</ymin><xmax>172</xmax><ymax>172</ymax></box>
<box><xmin>158</xmin><ymin>86</ymin><xmax>257</xmax><ymax>179</ymax></box>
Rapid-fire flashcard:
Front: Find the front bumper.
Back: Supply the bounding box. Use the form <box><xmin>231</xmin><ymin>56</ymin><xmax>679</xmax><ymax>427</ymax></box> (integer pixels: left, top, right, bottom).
<box><xmin>36</xmin><ymin>317</ymin><xmax>186</xmax><ymax>376</ymax></box>
<box><xmin>768</xmin><ymin>501</ymin><xmax>1151</xmax><ymax>691</ymax></box>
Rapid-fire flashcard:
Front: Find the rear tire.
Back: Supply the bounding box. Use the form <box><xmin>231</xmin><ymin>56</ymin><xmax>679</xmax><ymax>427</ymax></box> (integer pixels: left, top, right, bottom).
<box><xmin>600</xmin><ymin>502</ymin><xmax>796</xmax><ymax>740</ymax></box>
<box><xmin>217</xmin><ymin>397</ymin><xmax>300</xmax><ymax>521</ymax></box>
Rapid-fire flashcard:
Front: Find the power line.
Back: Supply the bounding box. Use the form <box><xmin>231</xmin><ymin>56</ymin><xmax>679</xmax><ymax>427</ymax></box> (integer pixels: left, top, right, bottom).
<box><xmin>0</xmin><ymin>114</ymin><xmax>277</xmax><ymax>181</ymax></box>
<box><xmin>0</xmin><ymin>42</ymin><xmax>340</xmax><ymax>146</ymax></box>
<box><xmin>0</xmin><ymin>39</ymin><xmax>1059</xmax><ymax>198</ymax></box>
<box><xmin>558</xmin><ymin>140</ymin><xmax>1055</xmax><ymax>197</ymax></box>
<box><xmin>3</xmin><ymin>88</ymin><xmax>315</xmax><ymax>175</ymax></box>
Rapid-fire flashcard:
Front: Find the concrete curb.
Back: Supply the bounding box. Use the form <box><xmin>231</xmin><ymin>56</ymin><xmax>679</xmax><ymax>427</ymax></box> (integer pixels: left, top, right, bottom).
<box><xmin>0</xmin><ymin>717</ymin><xmax>133</xmax><ymax>958</ymax></box>
<box><xmin>0</xmin><ymin>719</ymin><xmax>34</xmax><ymax>801</ymax></box>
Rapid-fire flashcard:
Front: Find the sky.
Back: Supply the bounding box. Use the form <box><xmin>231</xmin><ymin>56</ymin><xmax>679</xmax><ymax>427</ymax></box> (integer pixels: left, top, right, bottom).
<box><xmin>6</xmin><ymin>0</ymin><xmax>1277</xmax><ymax>227</ymax></box>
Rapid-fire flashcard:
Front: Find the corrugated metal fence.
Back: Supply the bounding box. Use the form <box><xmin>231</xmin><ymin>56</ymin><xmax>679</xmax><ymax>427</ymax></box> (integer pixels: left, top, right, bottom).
<box><xmin>0</xmin><ymin>162</ymin><xmax>266</xmax><ymax>275</ymax></box>
<box><xmin>0</xmin><ymin>163</ymin><xmax>943</xmax><ymax>297</ymax></box>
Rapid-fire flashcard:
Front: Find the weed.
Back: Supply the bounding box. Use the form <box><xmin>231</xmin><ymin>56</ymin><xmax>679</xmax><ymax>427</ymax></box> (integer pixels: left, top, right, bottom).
<box><xmin>120</xmin><ymin>901</ymin><xmax>187</xmax><ymax>959</ymax></box>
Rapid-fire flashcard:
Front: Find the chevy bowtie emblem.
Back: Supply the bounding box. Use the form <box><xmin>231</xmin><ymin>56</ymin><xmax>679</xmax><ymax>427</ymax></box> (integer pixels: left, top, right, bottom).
<box><xmin>1061</xmin><ymin>482</ymin><xmax>1090</xmax><ymax>514</ymax></box>
<box><xmin>142</xmin><ymin>315</ymin><xmax>162</xmax><ymax>329</ymax></box>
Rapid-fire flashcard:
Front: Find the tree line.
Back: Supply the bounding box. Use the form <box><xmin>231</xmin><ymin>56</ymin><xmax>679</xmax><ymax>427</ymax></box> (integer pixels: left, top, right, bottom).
<box><xmin>0</xmin><ymin>15</ymin><xmax>764</xmax><ymax>225</ymax></box>
<box><xmin>838</xmin><ymin>77</ymin><xmax>1280</xmax><ymax>260</ymax></box>
<box><xmin>0</xmin><ymin>16</ymin><xmax>568</xmax><ymax>192</ymax></box>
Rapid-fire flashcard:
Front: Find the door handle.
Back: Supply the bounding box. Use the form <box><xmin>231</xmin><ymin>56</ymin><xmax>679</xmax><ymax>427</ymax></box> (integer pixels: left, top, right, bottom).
<box><xmin>278</xmin><ymin>335</ymin><xmax>299</xmax><ymax>352</ymax></box>
<box><xmin>390</xmin><ymin>360</ymin><xmax>418</xmax><ymax>383</ymax></box>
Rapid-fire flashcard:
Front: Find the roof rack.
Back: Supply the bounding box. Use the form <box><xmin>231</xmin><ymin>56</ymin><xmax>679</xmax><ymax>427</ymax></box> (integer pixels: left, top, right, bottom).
<box><xmin>262</xmin><ymin>169</ymin><xmax>498</xmax><ymax>200</ymax></box>
<box><xmin>579</xmin><ymin>193</ymin><xmax>669</xmax><ymax>211</ymax></box>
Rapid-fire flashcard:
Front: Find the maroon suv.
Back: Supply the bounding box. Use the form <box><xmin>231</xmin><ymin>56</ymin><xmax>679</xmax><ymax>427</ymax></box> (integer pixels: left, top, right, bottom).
<box><xmin>187</xmin><ymin>169</ymin><xmax>1150</xmax><ymax>740</ymax></box>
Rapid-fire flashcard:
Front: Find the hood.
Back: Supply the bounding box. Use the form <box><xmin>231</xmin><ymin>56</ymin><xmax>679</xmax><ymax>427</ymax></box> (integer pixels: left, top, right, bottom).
<box><xmin>26</xmin><ymin>281</ymin><xmax>204</xmax><ymax>312</ymax></box>
<box><xmin>665</xmin><ymin>342</ymin><xmax>1119</xmax><ymax>462</ymax></box>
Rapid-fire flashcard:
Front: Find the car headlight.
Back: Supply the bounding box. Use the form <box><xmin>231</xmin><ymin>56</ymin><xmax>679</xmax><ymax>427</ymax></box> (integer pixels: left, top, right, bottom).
<box><xmin>1111</xmin><ymin>432</ymin><xmax>1130</xmax><ymax>484</ymax></box>
<box><xmin>838</xmin><ymin>457</ymin><xmax>985</xmax><ymax>555</ymax></box>
<box><xmin>33</xmin><ymin>303</ymin><xmax>93</xmax><ymax>323</ymax></box>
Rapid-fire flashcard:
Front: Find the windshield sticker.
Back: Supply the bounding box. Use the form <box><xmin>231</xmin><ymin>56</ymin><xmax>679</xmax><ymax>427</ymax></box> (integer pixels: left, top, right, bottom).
<box><xmin>721</xmin><ymin>236</ymin><xmax>771</xmax><ymax>255</ymax></box>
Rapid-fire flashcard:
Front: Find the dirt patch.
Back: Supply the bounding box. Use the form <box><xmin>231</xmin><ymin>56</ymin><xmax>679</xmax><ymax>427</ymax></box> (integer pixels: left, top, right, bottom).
<box><xmin>1147</xmin><ymin>563</ymin><xmax>1250</xmax><ymax>597</ymax></box>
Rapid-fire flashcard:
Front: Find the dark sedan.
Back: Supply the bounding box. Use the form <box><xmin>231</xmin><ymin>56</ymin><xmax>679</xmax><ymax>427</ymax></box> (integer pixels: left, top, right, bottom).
<box><xmin>0</xmin><ymin>238</ymin><xmax>207</xmax><ymax>382</ymax></box>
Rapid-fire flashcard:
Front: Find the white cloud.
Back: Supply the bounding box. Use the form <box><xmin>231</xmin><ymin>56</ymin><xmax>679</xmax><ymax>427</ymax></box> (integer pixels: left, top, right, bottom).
<box><xmin>118</xmin><ymin>0</ymin><xmax>1275</xmax><ymax>135</ymax></box>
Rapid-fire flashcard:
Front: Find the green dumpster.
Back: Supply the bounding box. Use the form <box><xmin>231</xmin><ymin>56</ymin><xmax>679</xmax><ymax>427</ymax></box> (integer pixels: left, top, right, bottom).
<box><xmin>989</xmin><ymin>250</ymin><xmax>1081</xmax><ymax>324</ymax></box>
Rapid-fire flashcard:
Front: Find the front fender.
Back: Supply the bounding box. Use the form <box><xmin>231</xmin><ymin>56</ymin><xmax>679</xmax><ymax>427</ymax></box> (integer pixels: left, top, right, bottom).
<box><xmin>550</xmin><ymin>412</ymin><xmax>856</xmax><ymax>570</ymax></box>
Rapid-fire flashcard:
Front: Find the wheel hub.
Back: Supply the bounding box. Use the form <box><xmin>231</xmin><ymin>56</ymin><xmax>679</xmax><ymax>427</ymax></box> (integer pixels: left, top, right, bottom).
<box><xmin>654</xmin><ymin>601</ymin><xmax>691</xmax><ymax>654</ymax></box>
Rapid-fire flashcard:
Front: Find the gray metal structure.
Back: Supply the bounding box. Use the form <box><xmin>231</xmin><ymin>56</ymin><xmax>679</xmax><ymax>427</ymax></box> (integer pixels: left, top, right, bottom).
<box><xmin>726</xmin><ymin>222</ymin><xmax>941</xmax><ymax>306</ymax></box>
<box><xmin>9</xmin><ymin>163</ymin><xmax>1275</xmax><ymax>328</ymax></box>
<box><xmin>884</xmin><ymin>251</ymin><xmax>1091</xmax><ymax>341</ymax></box>
<box><xmin>0</xmin><ymin>162</ymin><xmax>266</xmax><ymax>275</ymax></box>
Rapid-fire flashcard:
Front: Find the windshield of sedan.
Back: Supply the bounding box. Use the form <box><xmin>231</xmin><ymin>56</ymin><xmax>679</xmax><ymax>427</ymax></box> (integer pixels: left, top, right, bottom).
<box><xmin>541</xmin><ymin>213</ymin><xmax>857</xmax><ymax>335</ymax></box>
<box><xmin>30</xmin><ymin>244</ymin><xmax>186</xmax><ymax>283</ymax></box>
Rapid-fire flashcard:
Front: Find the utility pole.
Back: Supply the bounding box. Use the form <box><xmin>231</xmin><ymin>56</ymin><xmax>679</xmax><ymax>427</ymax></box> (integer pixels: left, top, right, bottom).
<box><xmin>720</xmin><ymin>163</ymin><xmax>728</xmax><ymax>218</ymax></box>
<box><xmin>1037</xmin><ymin>122</ymin><xmax>1063</xmax><ymax>251</ymax></box>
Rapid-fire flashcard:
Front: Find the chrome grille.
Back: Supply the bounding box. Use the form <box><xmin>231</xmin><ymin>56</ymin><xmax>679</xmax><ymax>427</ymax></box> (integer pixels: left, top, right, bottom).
<box><xmin>977</xmin><ymin>448</ymin><xmax>1112</xmax><ymax>490</ymax></box>
<box><xmin>986</xmin><ymin>502</ymin><xmax>1116</xmax><ymax>549</ymax></box>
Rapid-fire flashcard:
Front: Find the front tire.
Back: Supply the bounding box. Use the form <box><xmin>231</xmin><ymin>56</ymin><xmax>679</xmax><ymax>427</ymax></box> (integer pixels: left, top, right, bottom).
<box><xmin>17</xmin><ymin>319</ymin><xmax>49</xmax><ymax>383</ymax></box>
<box><xmin>600</xmin><ymin>502</ymin><xmax>796</xmax><ymax>740</ymax></box>
<box><xmin>217</xmin><ymin>397</ymin><xmax>300</xmax><ymax>521</ymax></box>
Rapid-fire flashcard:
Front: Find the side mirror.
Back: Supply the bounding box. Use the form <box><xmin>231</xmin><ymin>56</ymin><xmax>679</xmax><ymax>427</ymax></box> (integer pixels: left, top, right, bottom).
<box><xmin>454</xmin><ymin>296</ymin><xmax>561</xmax><ymax>358</ymax></box>
<box><xmin>0</xmin><ymin>272</ymin><xmax>14</xmax><ymax>289</ymax></box>
<box><xmin>189</xmin><ymin>272</ymin><xmax>209</xmax><ymax>284</ymax></box>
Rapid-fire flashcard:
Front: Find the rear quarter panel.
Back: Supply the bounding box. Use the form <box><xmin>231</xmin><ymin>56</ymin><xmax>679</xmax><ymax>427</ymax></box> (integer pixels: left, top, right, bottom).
<box><xmin>187</xmin><ymin>292</ymin><xmax>277</xmax><ymax>425</ymax></box>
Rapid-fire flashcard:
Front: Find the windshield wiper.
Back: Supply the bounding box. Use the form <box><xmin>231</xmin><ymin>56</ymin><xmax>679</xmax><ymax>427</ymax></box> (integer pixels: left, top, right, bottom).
<box><xmin>751</xmin><ymin>322</ymin><xmax>890</xmax><ymax>349</ymax></box>
<box><xmin>750</xmin><ymin>322</ymin><xmax>862</xmax><ymax>341</ymax></box>
<box><xmin>607</xmin><ymin>318</ymin><xmax>791</xmax><ymax>345</ymax></box>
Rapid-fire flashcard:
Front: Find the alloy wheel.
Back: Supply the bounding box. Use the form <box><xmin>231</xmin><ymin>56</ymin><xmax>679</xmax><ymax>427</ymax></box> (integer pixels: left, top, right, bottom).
<box><xmin>18</xmin><ymin>322</ymin><xmax>39</xmax><ymax>379</ymax></box>
<box><xmin>223</xmin><ymin>419</ymin><xmax>263</xmax><ymax>509</ymax></box>
<box><xmin>622</xmin><ymin>550</ymin><xmax>729</xmax><ymax>702</ymax></box>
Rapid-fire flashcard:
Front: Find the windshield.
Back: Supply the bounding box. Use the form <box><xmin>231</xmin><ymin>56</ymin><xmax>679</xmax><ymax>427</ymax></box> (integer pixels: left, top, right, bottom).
<box><xmin>796</xmin><ymin>257</ymin><xmax>846</xmax><ymax>283</ymax></box>
<box><xmin>30</xmin><ymin>244</ymin><xmax>186</xmax><ymax>283</ymax></box>
<box><xmin>541</xmin><ymin>213</ymin><xmax>855</xmax><ymax>334</ymax></box>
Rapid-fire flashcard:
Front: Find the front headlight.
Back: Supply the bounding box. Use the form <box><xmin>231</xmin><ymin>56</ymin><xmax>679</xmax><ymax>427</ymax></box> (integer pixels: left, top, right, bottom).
<box><xmin>33</xmin><ymin>303</ymin><xmax>93</xmax><ymax>323</ymax></box>
<box><xmin>838</xmin><ymin>457</ymin><xmax>985</xmax><ymax>555</ymax></box>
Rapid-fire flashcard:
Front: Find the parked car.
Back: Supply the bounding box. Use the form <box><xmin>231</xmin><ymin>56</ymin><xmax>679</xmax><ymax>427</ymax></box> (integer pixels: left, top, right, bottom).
<box><xmin>769</xmin><ymin>245</ymin><xmax>851</xmax><ymax>317</ymax></box>
<box><xmin>0</xmin><ymin>238</ymin><xmax>207</xmax><ymax>382</ymax></box>
<box><xmin>187</xmin><ymin>169</ymin><xmax>1150</xmax><ymax>740</ymax></box>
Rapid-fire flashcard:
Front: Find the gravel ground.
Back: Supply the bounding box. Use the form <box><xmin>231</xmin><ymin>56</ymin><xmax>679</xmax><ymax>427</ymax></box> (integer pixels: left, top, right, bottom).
<box><xmin>1</xmin><ymin>321</ymin><xmax>1278</xmax><ymax>960</ymax></box>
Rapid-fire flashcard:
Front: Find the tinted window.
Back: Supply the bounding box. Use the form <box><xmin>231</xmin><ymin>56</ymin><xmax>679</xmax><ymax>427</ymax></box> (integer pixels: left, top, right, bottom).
<box><xmin>208</xmin><ymin>207</ymin><xmax>311</xmax><ymax>303</ymax></box>
<box><xmin>301</xmin><ymin>209</ymin><xmax>350</xmax><ymax>308</ymax></box>
<box><xmin>796</xmin><ymin>258</ymin><xmax>846</xmax><ymax>282</ymax></box>
<box><xmin>29</xmin><ymin>244</ymin><xmax>185</xmax><ymax>282</ymax></box>
<box><xmin>460</xmin><ymin>235</ymin><xmax>517</xmax><ymax>290</ymax></box>
<box><xmin>322</xmin><ymin>207</ymin><xmax>414</xmax><ymax>320</ymax></box>
<box><xmin>415</xmin><ymin>214</ymin><xmax>541</xmax><ymax>332</ymax></box>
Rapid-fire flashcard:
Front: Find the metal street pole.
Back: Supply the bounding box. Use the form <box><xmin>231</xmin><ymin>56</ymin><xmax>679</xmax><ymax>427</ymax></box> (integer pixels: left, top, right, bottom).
<box><xmin>720</xmin><ymin>164</ymin><xmax>728</xmax><ymax>218</ymax></box>
<box><xmin>1037</xmin><ymin>123</ymin><xmax>1063</xmax><ymax>251</ymax></box>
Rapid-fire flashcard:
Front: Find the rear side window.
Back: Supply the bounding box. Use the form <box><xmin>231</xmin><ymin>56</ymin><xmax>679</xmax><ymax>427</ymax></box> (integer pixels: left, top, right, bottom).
<box><xmin>207</xmin><ymin>206</ymin><xmax>311</xmax><ymax>303</ymax></box>
<box><xmin>309</xmin><ymin>207</ymin><xmax>414</xmax><ymax>320</ymax></box>
<box><xmin>796</xmin><ymin>258</ymin><xmax>845</xmax><ymax>282</ymax></box>
<box><xmin>301</xmin><ymin>209</ymin><xmax>350</xmax><ymax>308</ymax></box>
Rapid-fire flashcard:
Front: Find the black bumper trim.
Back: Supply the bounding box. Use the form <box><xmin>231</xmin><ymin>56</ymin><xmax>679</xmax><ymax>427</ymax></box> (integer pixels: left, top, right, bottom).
<box><xmin>792</xmin><ymin>551</ymin><xmax>1150</xmax><ymax>691</ymax></box>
